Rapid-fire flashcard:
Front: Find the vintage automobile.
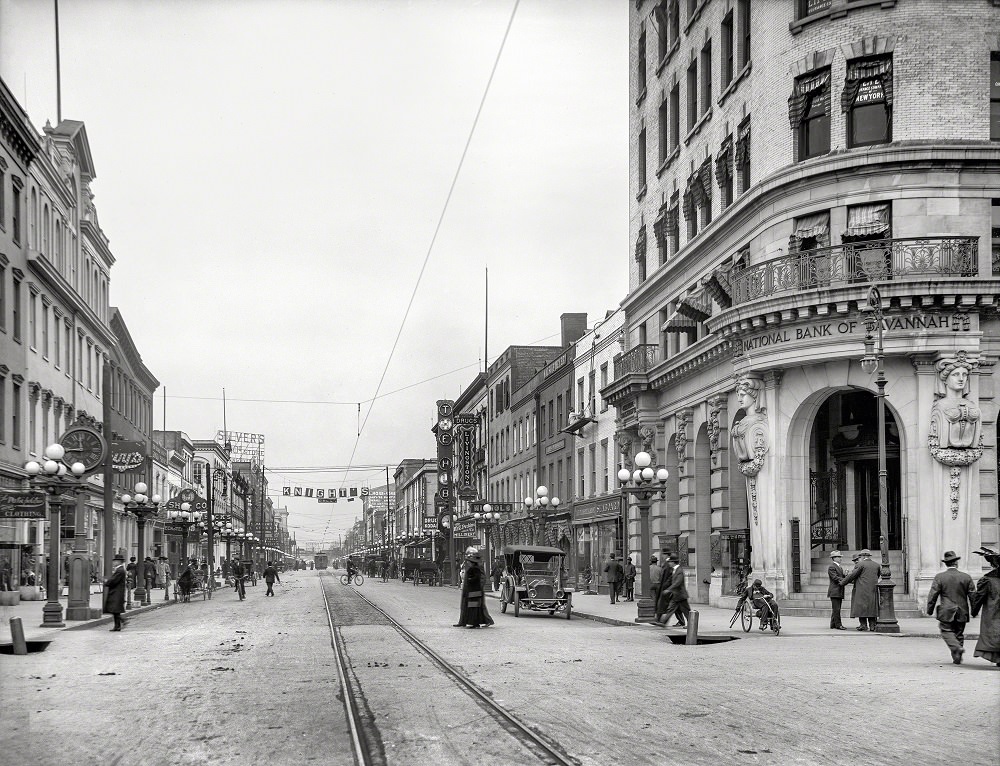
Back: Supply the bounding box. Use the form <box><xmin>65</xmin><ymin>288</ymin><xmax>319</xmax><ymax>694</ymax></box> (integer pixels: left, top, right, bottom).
<box><xmin>498</xmin><ymin>544</ymin><xmax>572</xmax><ymax>619</ymax></box>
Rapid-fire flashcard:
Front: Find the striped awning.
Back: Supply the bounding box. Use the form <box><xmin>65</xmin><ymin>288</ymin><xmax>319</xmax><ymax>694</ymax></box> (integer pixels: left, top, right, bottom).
<box><xmin>676</xmin><ymin>288</ymin><xmax>712</xmax><ymax>321</ymax></box>
<box><xmin>845</xmin><ymin>203</ymin><xmax>890</xmax><ymax>238</ymax></box>
<box><xmin>662</xmin><ymin>310</ymin><xmax>698</xmax><ymax>332</ymax></box>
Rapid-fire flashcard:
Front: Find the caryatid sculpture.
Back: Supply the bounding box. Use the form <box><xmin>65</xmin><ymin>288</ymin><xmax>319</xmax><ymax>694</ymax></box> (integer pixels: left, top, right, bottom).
<box><xmin>731</xmin><ymin>374</ymin><xmax>768</xmax><ymax>524</ymax></box>
<box><xmin>928</xmin><ymin>352</ymin><xmax>984</xmax><ymax>520</ymax></box>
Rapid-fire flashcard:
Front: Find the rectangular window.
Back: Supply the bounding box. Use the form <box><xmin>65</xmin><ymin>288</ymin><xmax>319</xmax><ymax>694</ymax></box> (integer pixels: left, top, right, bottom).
<box><xmin>736</xmin><ymin>119</ymin><xmax>751</xmax><ymax>194</ymax></box>
<box><xmin>656</xmin><ymin>2</ymin><xmax>670</xmax><ymax>61</ymax></box>
<box><xmin>579</xmin><ymin>448</ymin><xmax>586</xmax><ymax>496</ymax></box>
<box><xmin>42</xmin><ymin>398</ymin><xmax>48</xmax><ymax>449</ymax></box>
<box><xmin>64</xmin><ymin>325</ymin><xmax>71</xmax><ymax>372</ymax></box>
<box><xmin>992</xmin><ymin>54</ymin><xmax>1000</xmax><ymax>141</ymax></box>
<box><xmin>87</xmin><ymin>342</ymin><xmax>93</xmax><ymax>389</ymax></box>
<box><xmin>588</xmin><ymin>370</ymin><xmax>596</xmax><ymax>416</ymax></box>
<box><xmin>42</xmin><ymin>304</ymin><xmax>48</xmax><ymax>357</ymax></box>
<box><xmin>29</xmin><ymin>394</ymin><xmax>36</xmax><ymax>453</ymax></box>
<box><xmin>687</xmin><ymin>59</ymin><xmax>698</xmax><ymax>130</ymax></box>
<box><xmin>846</xmin><ymin>58</ymin><xmax>892</xmax><ymax>148</ymax></box>
<box><xmin>589</xmin><ymin>445</ymin><xmax>597</xmax><ymax>497</ymax></box>
<box><xmin>11</xmin><ymin>182</ymin><xmax>20</xmax><ymax>244</ymax></box>
<box><xmin>12</xmin><ymin>381</ymin><xmax>21</xmax><ymax>449</ymax></box>
<box><xmin>0</xmin><ymin>264</ymin><xmax>5</xmax><ymax>333</ymax></box>
<box><xmin>29</xmin><ymin>292</ymin><xmax>36</xmax><ymax>348</ymax></box>
<box><xmin>798</xmin><ymin>0</ymin><xmax>831</xmax><ymax>18</ymax></box>
<box><xmin>738</xmin><ymin>0</ymin><xmax>751</xmax><ymax>70</ymax></box>
<box><xmin>601</xmin><ymin>440</ymin><xmax>609</xmax><ymax>493</ymax></box>
<box><xmin>0</xmin><ymin>170</ymin><xmax>5</xmax><ymax>231</ymax></box>
<box><xmin>548</xmin><ymin>399</ymin><xmax>554</xmax><ymax>437</ymax></box>
<box><xmin>0</xmin><ymin>377</ymin><xmax>5</xmax><ymax>443</ymax></box>
<box><xmin>577</xmin><ymin>378</ymin><xmax>585</xmax><ymax>412</ymax></box>
<box><xmin>638</xmin><ymin>127</ymin><xmax>647</xmax><ymax>191</ymax></box>
<box><xmin>53</xmin><ymin>313</ymin><xmax>60</xmax><ymax>366</ymax></box>
<box><xmin>600</xmin><ymin>363</ymin><xmax>608</xmax><ymax>411</ymax></box>
<box><xmin>669</xmin><ymin>83</ymin><xmax>680</xmax><ymax>151</ymax></box>
<box><xmin>721</xmin><ymin>11</ymin><xmax>734</xmax><ymax>89</ymax></box>
<box><xmin>12</xmin><ymin>276</ymin><xmax>21</xmax><ymax>342</ymax></box>
<box><xmin>557</xmin><ymin>395</ymin><xmax>563</xmax><ymax>431</ymax></box>
<box><xmin>843</xmin><ymin>202</ymin><xmax>891</xmax><ymax>244</ymax></box>
<box><xmin>658</xmin><ymin>98</ymin><xmax>669</xmax><ymax>164</ymax></box>
<box><xmin>638</xmin><ymin>30</ymin><xmax>646</xmax><ymax>92</ymax></box>
<box><xmin>701</xmin><ymin>40</ymin><xmax>712</xmax><ymax>115</ymax></box>
<box><xmin>793</xmin><ymin>71</ymin><xmax>831</xmax><ymax>161</ymax></box>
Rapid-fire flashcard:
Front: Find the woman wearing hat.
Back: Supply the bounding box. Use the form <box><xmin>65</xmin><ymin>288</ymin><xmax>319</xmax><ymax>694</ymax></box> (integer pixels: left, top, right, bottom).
<box><xmin>926</xmin><ymin>551</ymin><xmax>975</xmax><ymax>664</ymax></box>
<box><xmin>970</xmin><ymin>547</ymin><xmax>1000</xmax><ymax>666</ymax></box>
<box><xmin>453</xmin><ymin>549</ymin><xmax>494</xmax><ymax>628</ymax></box>
<box><xmin>103</xmin><ymin>554</ymin><xmax>128</xmax><ymax>631</ymax></box>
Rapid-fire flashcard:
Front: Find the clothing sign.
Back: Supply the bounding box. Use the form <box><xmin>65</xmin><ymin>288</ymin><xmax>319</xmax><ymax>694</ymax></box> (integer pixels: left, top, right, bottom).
<box><xmin>0</xmin><ymin>490</ymin><xmax>47</xmax><ymax>520</ymax></box>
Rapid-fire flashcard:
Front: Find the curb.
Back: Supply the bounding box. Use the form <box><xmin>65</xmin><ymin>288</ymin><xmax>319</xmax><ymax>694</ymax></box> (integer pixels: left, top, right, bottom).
<box><xmin>483</xmin><ymin>591</ymin><xmax>639</xmax><ymax>628</ymax></box>
<box><xmin>62</xmin><ymin>597</ymin><xmax>180</xmax><ymax>631</ymax></box>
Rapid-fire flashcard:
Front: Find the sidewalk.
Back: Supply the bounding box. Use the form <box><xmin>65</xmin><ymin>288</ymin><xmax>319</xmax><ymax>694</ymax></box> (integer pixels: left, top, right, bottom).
<box><xmin>0</xmin><ymin>585</ymin><xmax>181</xmax><ymax>643</ymax></box>
<box><xmin>483</xmin><ymin>588</ymin><xmax>981</xmax><ymax>639</ymax></box>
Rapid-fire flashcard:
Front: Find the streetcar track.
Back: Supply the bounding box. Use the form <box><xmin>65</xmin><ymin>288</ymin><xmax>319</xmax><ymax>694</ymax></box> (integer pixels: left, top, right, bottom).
<box><xmin>319</xmin><ymin>573</ymin><xmax>580</xmax><ymax>766</ymax></box>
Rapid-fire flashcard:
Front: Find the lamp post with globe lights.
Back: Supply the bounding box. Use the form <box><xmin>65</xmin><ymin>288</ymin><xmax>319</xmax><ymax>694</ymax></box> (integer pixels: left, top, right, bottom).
<box><xmin>166</xmin><ymin>503</ymin><xmax>202</xmax><ymax>566</ymax></box>
<box><xmin>24</xmin><ymin>444</ymin><xmax>91</xmax><ymax>627</ymax></box>
<box><xmin>473</xmin><ymin>503</ymin><xmax>508</xmax><ymax>579</ymax></box>
<box><xmin>523</xmin><ymin>487</ymin><xmax>560</xmax><ymax>546</ymax></box>
<box><xmin>859</xmin><ymin>285</ymin><xmax>899</xmax><ymax>633</ymax></box>
<box><xmin>618</xmin><ymin>451</ymin><xmax>669</xmax><ymax>621</ymax></box>
<box><xmin>121</xmin><ymin>483</ymin><xmax>161</xmax><ymax>606</ymax></box>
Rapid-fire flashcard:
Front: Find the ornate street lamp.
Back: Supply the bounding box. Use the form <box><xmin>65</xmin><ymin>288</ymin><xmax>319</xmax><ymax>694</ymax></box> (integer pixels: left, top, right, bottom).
<box><xmin>166</xmin><ymin>503</ymin><xmax>202</xmax><ymax>566</ymax></box>
<box><xmin>121</xmin><ymin>482</ymin><xmax>161</xmax><ymax>606</ymax></box>
<box><xmin>24</xmin><ymin>444</ymin><xmax>88</xmax><ymax>628</ymax></box>
<box><xmin>524</xmin><ymin>486</ymin><xmax>561</xmax><ymax>546</ymax></box>
<box><xmin>618</xmin><ymin>451</ymin><xmax>669</xmax><ymax>619</ymax></box>
<box><xmin>859</xmin><ymin>285</ymin><xmax>899</xmax><ymax>633</ymax></box>
<box><xmin>473</xmin><ymin>503</ymin><xmax>508</xmax><ymax>575</ymax></box>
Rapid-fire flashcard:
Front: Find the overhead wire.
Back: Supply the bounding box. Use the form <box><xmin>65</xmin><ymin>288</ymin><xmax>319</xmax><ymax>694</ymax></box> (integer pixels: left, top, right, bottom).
<box><xmin>318</xmin><ymin>0</ymin><xmax>521</xmax><ymax>547</ymax></box>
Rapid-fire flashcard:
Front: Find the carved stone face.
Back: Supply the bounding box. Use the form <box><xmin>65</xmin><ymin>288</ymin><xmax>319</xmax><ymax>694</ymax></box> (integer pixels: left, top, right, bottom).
<box><xmin>945</xmin><ymin>366</ymin><xmax>968</xmax><ymax>394</ymax></box>
<box><xmin>737</xmin><ymin>386</ymin><xmax>756</xmax><ymax>412</ymax></box>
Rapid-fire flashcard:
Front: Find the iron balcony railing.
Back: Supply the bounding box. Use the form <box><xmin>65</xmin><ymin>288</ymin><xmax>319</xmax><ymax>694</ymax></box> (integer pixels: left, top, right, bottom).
<box><xmin>730</xmin><ymin>236</ymin><xmax>978</xmax><ymax>306</ymax></box>
<box><xmin>614</xmin><ymin>344</ymin><xmax>659</xmax><ymax>377</ymax></box>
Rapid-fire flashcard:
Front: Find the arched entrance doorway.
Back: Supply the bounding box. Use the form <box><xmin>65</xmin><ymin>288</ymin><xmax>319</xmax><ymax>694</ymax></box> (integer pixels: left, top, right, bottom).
<box><xmin>809</xmin><ymin>390</ymin><xmax>902</xmax><ymax>553</ymax></box>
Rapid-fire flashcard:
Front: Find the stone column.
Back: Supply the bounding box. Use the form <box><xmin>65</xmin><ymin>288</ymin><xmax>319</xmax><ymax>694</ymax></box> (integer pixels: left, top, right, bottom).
<box><xmin>708</xmin><ymin>395</ymin><xmax>729</xmax><ymax>603</ymax></box>
<box><xmin>674</xmin><ymin>409</ymin><xmax>694</xmax><ymax>576</ymax></box>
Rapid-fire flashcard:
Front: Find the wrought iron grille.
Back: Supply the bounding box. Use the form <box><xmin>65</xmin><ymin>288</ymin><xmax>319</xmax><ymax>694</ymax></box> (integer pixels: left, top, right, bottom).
<box><xmin>614</xmin><ymin>344</ymin><xmax>658</xmax><ymax>376</ymax></box>
<box><xmin>730</xmin><ymin>236</ymin><xmax>978</xmax><ymax>305</ymax></box>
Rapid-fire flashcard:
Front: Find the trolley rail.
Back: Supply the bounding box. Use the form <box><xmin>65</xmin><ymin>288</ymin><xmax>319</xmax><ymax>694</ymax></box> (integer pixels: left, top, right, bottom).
<box><xmin>320</xmin><ymin>573</ymin><xmax>578</xmax><ymax>766</ymax></box>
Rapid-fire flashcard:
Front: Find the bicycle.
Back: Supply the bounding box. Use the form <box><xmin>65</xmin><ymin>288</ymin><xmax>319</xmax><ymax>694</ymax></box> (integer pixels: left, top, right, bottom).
<box><xmin>380</xmin><ymin>567</ymin><xmax>389</xmax><ymax>583</ymax></box>
<box><xmin>340</xmin><ymin>572</ymin><xmax>364</xmax><ymax>586</ymax></box>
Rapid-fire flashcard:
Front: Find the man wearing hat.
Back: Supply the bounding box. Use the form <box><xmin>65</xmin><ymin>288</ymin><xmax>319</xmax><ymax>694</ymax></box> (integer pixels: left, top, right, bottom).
<box><xmin>827</xmin><ymin>551</ymin><xmax>847</xmax><ymax>630</ymax></box>
<box><xmin>927</xmin><ymin>551</ymin><xmax>975</xmax><ymax>664</ymax></box>
<box><xmin>840</xmin><ymin>549</ymin><xmax>880</xmax><ymax>631</ymax></box>
<box><xmin>102</xmin><ymin>554</ymin><xmax>127</xmax><ymax>631</ymax></box>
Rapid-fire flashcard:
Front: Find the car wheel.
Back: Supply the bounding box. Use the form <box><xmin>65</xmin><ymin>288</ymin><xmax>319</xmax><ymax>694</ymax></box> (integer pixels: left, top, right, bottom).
<box><xmin>565</xmin><ymin>603</ymin><xmax>572</xmax><ymax>620</ymax></box>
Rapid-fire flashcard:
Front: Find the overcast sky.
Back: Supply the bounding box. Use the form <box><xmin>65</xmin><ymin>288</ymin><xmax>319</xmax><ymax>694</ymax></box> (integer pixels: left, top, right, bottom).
<box><xmin>1</xmin><ymin>0</ymin><xmax>628</xmax><ymax>547</ymax></box>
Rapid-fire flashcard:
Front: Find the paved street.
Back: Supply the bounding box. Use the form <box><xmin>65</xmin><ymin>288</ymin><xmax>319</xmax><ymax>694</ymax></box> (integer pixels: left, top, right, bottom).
<box><xmin>1</xmin><ymin>569</ymin><xmax>996</xmax><ymax>766</ymax></box>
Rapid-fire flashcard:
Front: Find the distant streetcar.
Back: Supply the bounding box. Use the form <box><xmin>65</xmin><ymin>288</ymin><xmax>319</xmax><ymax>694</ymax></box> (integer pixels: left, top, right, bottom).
<box><xmin>314</xmin><ymin>553</ymin><xmax>329</xmax><ymax>570</ymax></box>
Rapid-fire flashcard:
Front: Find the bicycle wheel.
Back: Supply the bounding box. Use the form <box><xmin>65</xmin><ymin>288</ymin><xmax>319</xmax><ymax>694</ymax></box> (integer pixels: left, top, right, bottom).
<box><xmin>339</xmin><ymin>574</ymin><xmax>349</xmax><ymax>586</ymax></box>
<box><xmin>741</xmin><ymin>600</ymin><xmax>753</xmax><ymax>632</ymax></box>
<box><xmin>354</xmin><ymin>575</ymin><xmax>364</xmax><ymax>586</ymax></box>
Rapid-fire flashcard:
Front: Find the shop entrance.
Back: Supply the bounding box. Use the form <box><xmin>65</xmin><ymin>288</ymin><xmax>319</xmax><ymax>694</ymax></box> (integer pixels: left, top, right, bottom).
<box><xmin>809</xmin><ymin>390</ymin><xmax>901</xmax><ymax>552</ymax></box>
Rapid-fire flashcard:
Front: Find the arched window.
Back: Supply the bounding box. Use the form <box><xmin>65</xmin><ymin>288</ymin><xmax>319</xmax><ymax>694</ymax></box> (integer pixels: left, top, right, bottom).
<box><xmin>55</xmin><ymin>220</ymin><xmax>62</xmax><ymax>270</ymax></box>
<box><xmin>42</xmin><ymin>204</ymin><xmax>50</xmax><ymax>254</ymax></box>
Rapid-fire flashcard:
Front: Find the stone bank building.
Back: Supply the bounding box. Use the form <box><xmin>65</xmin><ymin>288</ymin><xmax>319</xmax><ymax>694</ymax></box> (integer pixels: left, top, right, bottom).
<box><xmin>605</xmin><ymin>0</ymin><xmax>1000</xmax><ymax>613</ymax></box>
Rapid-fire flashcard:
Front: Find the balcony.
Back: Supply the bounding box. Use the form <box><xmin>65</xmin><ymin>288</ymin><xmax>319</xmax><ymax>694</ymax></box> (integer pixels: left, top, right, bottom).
<box><xmin>730</xmin><ymin>237</ymin><xmax>978</xmax><ymax>307</ymax></box>
<box><xmin>614</xmin><ymin>344</ymin><xmax>659</xmax><ymax>376</ymax></box>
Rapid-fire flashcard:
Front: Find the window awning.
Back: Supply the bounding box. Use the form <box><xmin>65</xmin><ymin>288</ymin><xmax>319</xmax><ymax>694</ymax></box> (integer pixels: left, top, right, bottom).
<box><xmin>842</xmin><ymin>57</ymin><xmax>893</xmax><ymax>112</ymax></box>
<box><xmin>703</xmin><ymin>266</ymin><xmax>732</xmax><ymax>309</ymax></box>
<box><xmin>676</xmin><ymin>288</ymin><xmax>712</xmax><ymax>321</ymax></box>
<box><xmin>788</xmin><ymin>71</ymin><xmax>830</xmax><ymax>127</ymax></box>
<box><xmin>844</xmin><ymin>203</ymin><xmax>890</xmax><ymax>238</ymax></box>
<box><xmin>662</xmin><ymin>310</ymin><xmax>698</xmax><ymax>332</ymax></box>
<box><xmin>793</xmin><ymin>211</ymin><xmax>830</xmax><ymax>240</ymax></box>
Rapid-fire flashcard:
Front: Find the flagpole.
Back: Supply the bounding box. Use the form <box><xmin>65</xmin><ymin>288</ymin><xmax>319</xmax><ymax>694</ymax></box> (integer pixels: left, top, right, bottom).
<box><xmin>54</xmin><ymin>0</ymin><xmax>62</xmax><ymax>124</ymax></box>
<box><xmin>484</xmin><ymin>265</ymin><xmax>488</xmax><ymax>374</ymax></box>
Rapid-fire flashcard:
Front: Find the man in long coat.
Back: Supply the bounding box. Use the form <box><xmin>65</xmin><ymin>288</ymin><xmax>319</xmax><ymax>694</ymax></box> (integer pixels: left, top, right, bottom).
<box><xmin>827</xmin><ymin>551</ymin><xmax>847</xmax><ymax>630</ymax></box>
<box><xmin>662</xmin><ymin>554</ymin><xmax>690</xmax><ymax>627</ymax></box>
<box><xmin>971</xmin><ymin>547</ymin><xmax>1000</xmax><ymax>667</ymax></box>
<box><xmin>927</xmin><ymin>550</ymin><xmax>976</xmax><ymax>664</ymax></box>
<box><xmin>840</xmin><ymin>549</ymin><xmax>880</xmax><ymax>631</ymax></box>
<box><xmin>603</xmin><ymin>553</ymin><xmax>623</xmax><ymax>605</ymax></box>
<box><xmin>103</xmin><ymin>554</ymin><xmax>127</xmax><ymax>631</ymax></box>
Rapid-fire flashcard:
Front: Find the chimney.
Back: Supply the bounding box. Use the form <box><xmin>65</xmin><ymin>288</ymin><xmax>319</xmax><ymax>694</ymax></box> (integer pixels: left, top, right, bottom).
<box><xmin>560</xmin><ymin>313</ymin><xmax>588</xmax><ymax>348</ymax></box>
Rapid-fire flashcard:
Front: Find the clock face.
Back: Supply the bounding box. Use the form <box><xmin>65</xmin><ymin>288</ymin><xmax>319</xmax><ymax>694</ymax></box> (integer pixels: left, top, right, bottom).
<box><xmin>438</xmin><ymin>417</ymin><xmax>454</xmax><ymax>431</ymax></box>
<box><xmin>60</xmin><ymin>426</ymin><xmax>107</xmax><ymax>472</ymax></box>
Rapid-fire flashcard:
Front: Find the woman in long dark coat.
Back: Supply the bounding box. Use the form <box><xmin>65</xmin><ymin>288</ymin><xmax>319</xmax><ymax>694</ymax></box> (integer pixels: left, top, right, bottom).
<box><xmin>971</xmin><ymin>548</ymin><xmax>1000</xmax><ymax>666</ymax></box>
<box><xmin>178</xmin><ymin>561</ymin><xmax>194</xmax><ymax>601</ymax></box>
<box><xmin>454</xmin><ymin>551</ymin><xmax>494</xmax><ymax>628</ymax></box>
<box><xmin>103</xmin><ymin>554</ymin><xmax>127</xmax><ymax>631</ymax></box>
